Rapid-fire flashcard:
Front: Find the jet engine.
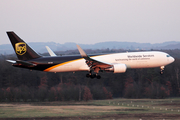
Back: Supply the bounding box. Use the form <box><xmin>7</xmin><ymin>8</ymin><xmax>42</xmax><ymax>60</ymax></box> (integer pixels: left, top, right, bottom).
<box><xmin>105</xmin><ymin>64</ymin><xmax>127</xmax><ymax>73</ymax></box>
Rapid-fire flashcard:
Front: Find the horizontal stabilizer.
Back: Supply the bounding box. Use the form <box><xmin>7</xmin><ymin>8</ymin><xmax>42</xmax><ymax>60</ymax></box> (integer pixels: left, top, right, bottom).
<box><xmin>6</xmin><ymin>60</ymin><xmax>16</xmax><ymax>64</ymax></box>
<box><xmin>6</xmin><ymin>59</ymin><xmax>36</xmax><ymax>67</ymax></box>
<box><xmin>16</xmin><ymin>60</ymin><xmax>37</xmax><ymax>67</ymax></box>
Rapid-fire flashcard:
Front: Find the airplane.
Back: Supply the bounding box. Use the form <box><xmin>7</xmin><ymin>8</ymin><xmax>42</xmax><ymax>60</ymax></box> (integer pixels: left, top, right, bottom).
<box><xmin>6</xmin><ymin>31</ymin><xmax>175</xmax><ymax>79</ymax></box>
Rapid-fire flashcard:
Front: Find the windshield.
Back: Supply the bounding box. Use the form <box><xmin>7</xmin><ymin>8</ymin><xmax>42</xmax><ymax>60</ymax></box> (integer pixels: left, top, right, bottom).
<box><xmin>166</xmin><ymin>55</ymin><xmax>171</xmax><ymax>57</ymax></box>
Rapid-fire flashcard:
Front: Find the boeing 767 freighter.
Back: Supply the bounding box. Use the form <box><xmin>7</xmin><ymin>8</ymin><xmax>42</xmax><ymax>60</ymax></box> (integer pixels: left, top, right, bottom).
<box><xmin>6</xmin><ymin>32</ymin><xmax>175</xmax><ymax>79</ymax></box>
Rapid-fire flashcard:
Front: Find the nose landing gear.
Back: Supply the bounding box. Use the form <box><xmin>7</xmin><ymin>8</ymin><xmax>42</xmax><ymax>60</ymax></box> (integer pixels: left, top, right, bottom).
<box><xmin>160</xmin><ymin>66</ymin><xmax>165</xmax><ymax>75</ymax></box>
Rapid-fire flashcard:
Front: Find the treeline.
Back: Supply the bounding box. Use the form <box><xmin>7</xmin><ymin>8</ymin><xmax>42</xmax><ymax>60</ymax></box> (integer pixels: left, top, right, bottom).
<box><xmin>0</xmin><ymin>49</ymin><xmax>180</xmax><ymax>101</ymax></box>
<box><xmin>0</xmin><ymin>83</ymin><xmax>112</xmax><ymax>102</ymax></box>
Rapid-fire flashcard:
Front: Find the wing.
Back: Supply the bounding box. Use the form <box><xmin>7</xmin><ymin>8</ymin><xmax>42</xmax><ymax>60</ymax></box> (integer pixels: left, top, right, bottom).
<box><xmin>76</xmin><ymin>45</ymin><xmax>112</xmax><ymax>73</ymax></box>
<box><xmin>45</xmin><ymin>46</ymin><xmax>57</xmax><ymax>56</ymax></box>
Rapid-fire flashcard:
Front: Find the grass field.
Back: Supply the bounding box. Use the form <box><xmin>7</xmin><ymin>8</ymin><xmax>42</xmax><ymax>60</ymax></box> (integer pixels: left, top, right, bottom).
<box><xmin>0</xmin><ymin>98</ymin><xmax>180</xmax><ymax>120</ymax></box>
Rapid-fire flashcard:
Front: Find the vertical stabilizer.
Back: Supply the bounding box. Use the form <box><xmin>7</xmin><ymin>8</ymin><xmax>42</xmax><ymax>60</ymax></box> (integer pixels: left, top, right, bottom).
<box><xmin>7</xmin><ymin>31</ymin><xmax>41</xmax><ymax>60</ymax></box>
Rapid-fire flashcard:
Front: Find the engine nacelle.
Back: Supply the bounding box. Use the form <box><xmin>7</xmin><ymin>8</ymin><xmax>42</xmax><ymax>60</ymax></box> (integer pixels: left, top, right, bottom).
<box><xmin>106</xmin><ymin>64</ymin><xmax>127</xmax><ymax>73</ymax></box>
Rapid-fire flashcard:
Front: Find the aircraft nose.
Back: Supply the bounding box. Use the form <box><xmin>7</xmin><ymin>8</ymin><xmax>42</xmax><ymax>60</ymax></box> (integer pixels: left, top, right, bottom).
<box><xmin>170</xmin><ymin>57</ymin><xmax>175</xmax><ymax>63</ymax></box>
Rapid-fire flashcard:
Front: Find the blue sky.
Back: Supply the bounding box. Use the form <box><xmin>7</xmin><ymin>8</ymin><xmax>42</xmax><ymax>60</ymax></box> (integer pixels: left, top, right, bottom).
<box><xmin>0</xmin><ymin>0</ymin><xmax>180</xmax><ymax>45</ymax></box>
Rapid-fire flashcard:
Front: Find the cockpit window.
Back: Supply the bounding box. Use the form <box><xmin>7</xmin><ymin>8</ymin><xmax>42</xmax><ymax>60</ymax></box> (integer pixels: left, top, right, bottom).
<box><xmin>166</xmin><ymin>55</ymin><xmax>170</xmax><ymax>57</ymax></box>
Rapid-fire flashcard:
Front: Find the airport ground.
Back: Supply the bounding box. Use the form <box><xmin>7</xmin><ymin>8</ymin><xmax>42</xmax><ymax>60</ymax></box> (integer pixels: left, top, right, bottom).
<box><xmin>0</xmin><ymin>98</ymin><xmax>180</xmax><ymax>120</ymax></box>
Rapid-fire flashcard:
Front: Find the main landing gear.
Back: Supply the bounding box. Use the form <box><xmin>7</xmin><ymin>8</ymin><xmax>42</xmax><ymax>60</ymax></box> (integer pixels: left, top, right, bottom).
<box><xmin>160</xmin><ymin>66</ymin><xmax>165</xmax><ymax>75</ymax></box>
<box><xmin>86</xmin><ymin>68</ymin><xmax>102</xmax><ymax>79</ymax></box>
<box><xmin>86</xmin><ymin>73</ymin><xmax>101</xmax><ymax>79</ymax></box>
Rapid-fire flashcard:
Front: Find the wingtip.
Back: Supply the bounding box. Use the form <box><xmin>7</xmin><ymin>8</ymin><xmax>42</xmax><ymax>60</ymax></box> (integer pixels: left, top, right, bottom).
<box><xmin>76</xmin><ymin>44</ymin><xmax>80</xmax><ymax>48</ymax></box>
<box><xmin>76</xmin><ymin>44</ymin><xmax>87</xmax><ymax>58</ymax></box>
<box><xmin>45</xmin><ymin>46</ymin><xmax>57</xmax><ymax>56</ymax></box>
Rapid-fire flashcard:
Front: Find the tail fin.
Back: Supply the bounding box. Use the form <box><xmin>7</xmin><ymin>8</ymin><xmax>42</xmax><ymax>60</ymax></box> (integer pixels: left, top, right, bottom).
<box><xmin>7</xmin><ymin>31</ymin><xmax>41</xmax><ymax>60</ymax></box>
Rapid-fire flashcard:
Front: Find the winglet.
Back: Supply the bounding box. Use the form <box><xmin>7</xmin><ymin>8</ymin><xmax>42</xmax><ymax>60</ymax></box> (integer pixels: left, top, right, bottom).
<box><xmin>76</xmin><ymin>45</ymin><xmax>88</xmax><ymax>58</ymax></box>
<box><xmin>45</xmin><ymin>46</ymin><xmax>57</xmax><ymax>56</ymax></box>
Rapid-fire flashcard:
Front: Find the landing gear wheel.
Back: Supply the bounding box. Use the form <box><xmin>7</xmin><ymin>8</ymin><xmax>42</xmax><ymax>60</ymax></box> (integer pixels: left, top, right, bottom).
<box><xmin>160</xmin><ymin>66</ymin><xmax>165</xmax><ymax>75</ymax></box>
<box><xmin>90</xmin><ymin>74</ymin><xmax>96</xmax><ymax>79</ymax></box>
<box><xmin>86</xmin><ymin>71</ymin><xmax>101</xmax><ymax>79</ymax></box>
<box><xmin>160</xmin><ymin>71</ymin><xmax>163</xmax><ymax>75</ymax></box>
<box><xmin>96</xmin><ymin>75</ymin><xmax>101</xmax><ymax>79</ymax></box>
<box><xmin>86</xmin><ymin>74</ymin><xmax>90</xmax><ymax>78</ymax></box>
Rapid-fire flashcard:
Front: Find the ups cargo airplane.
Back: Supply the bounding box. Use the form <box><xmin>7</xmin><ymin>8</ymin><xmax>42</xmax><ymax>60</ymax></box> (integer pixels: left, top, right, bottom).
<box><xmin>6</xmin><ymin>32</ymin><xmax>175</xmax><ymax>79</ymax></box>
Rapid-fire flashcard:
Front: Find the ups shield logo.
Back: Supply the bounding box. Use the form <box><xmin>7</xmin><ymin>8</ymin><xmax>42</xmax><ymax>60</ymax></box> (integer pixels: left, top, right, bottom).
<box><xmin>15</xmin><ymin>42</ymin><xmax>27</xmax><ymax>55</ymax></box>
